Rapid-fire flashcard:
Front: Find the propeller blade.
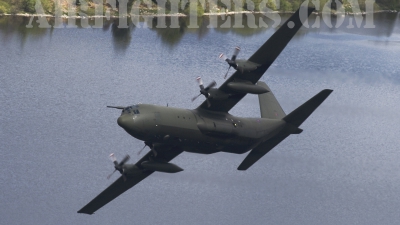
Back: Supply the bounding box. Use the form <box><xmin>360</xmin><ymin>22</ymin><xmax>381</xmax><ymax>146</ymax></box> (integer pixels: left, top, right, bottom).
<box><xmin>138</xmin><ymin>145</ymin><xmax>147</xmax><ymax>155</ymax></box>
<box><xmin>119</xmin><ymin>154</ymin><xmax>130</xmax><ymax>166</ymax></box>
<box><xmin>196</xmin><ymin>76</ymin><xmax>205</xmax><ymax>90</ymax></box>
<box><xmin>206</xmin><ymin>98</ymin><xmax>211</xmax><ymax>107</ymax></box>
<box><xmin>196</xmin><ymin>76</ymin><xmax>203</xmax><ymax>86</ymax></box>
<box><xmin>224</xmin><ymin>66</ymin><xmax>231</xmax><ymax>79</ymax></box>
<box><xmin>231</xmin><ymin>46</ymin><xmax>240</xmax><ymax>61</ymax></box>
<box><xmin>192</xmin><ymin>77</ymin><xmax>215</xmax><ymax>105</ymax></box>
<box><xmin>191</xmin><ymin>93</ymin><xmax>201</xmax><ymax>102</ymax></box>
<box><xmin>219</xmin><ymin>53</ymin><xmax>227</xmax><ymax>61</ymax></box>
<box><xmin>205</xmin><ymin>80</ymin><xmax>217</xmax><ymax>90</ymax></box>
<box><xmin>107</xmin><ymin>169</ymin><xmax>117</xmax><ymax>179</ymax></box>
<box><xmin>109</xmin><ymin>153</ymin><xmax>117</xmax><ymax>162</ymax></box>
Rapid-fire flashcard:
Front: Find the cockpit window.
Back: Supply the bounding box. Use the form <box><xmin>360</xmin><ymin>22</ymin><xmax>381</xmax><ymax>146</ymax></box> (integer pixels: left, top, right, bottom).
<box><xmin>121</xmin><ymin>105</ymin><xmax>139</xmax><ymax>115</ymax></box>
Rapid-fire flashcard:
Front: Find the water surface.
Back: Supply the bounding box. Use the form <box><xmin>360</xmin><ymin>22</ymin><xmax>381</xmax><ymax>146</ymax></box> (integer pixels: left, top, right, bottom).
<box><xmin>1</xmin><ymin>13</ymin><xmax>400</xmax><ymax>225</ymax></box>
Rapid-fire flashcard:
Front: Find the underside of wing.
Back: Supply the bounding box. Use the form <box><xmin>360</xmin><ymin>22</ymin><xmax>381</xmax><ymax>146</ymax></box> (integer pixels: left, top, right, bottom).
<box><xmin>77</xmin><ymin>172</ymin><xmax>151</xmax><ymax>215</ymax></box>
<box><xmin>197</xmin><ymin>7</ymin><xmax>315</xmax><ymax>113</ymax></box>
<box><xmin>78</xmin><ymin>145</ymin><xmax>183</xmax><ymax>215</ymax></box>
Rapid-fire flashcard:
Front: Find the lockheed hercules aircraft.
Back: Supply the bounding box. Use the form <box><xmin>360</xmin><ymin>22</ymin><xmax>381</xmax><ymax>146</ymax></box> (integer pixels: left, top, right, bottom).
<box><xmin>78</xmin><ymin>7</ymin><xmax>332</xmax><ymax>214</ymax></box>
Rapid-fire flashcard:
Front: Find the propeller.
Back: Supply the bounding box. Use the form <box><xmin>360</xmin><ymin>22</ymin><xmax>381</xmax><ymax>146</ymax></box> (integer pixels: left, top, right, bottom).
<box><xmin>219</xmin><ymin>46</ymin><xmax>240</xmax><ymax>79</ymax></box>
<box><xmin>191</xmin><ymin>76</ymin><xmax>217</xmax><ymax>107</ymax></box>
<box><xmin>107</xmin><ymin>153</ymin><xmax>130</xmax><ymax>181</ymax></box>
<box><xmin>137</xmin><ymin>144</ymin><xmax>147</xmax><ymax>155</ymax></box>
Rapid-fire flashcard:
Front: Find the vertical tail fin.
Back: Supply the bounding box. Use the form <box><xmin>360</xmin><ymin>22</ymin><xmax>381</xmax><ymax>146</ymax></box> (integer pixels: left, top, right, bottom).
<box><xmin>257</xmin><ymin>81</ymin><xmax>286</xmax><ymax>119</ymax></box>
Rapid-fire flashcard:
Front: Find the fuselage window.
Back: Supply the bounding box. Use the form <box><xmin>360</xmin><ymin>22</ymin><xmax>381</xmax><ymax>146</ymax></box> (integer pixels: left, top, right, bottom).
<box><xmin>121</xmin><ymin>105</ymin><xmax>139</xmax><ymax>115</ymax></box>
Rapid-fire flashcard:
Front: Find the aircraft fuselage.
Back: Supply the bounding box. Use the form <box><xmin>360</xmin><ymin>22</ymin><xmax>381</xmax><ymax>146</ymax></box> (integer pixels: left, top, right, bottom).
<box><xmin>117</xmin><ymin>104</ymin><xmax>286</xmax><ymax>154</ymax></box>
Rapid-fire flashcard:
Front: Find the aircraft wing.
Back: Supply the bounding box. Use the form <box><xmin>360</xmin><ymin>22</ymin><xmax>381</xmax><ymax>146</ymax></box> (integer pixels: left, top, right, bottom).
<box><xmin>197</xmin><ymin>7</ymin><xmax>315</xmax><ymax>113</ymax></box>
<box><xmin>78</xmin><ymin>146</ymin><xmax>182</xmax><ymax>215</ymax></box>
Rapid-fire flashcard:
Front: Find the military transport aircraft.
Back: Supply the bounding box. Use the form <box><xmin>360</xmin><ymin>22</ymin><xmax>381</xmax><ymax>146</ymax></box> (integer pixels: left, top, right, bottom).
<box><xmin>78</xmin><ymin>6</ymin><xmax>332</xmax><ymax>214</ymax></box>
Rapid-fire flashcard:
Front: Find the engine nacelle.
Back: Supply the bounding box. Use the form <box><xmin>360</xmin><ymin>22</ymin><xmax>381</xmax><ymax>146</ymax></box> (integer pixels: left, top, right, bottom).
<box><xmin>141</xmin><ymin>161</ymin><xmax>183</xmax><ymax>173</ymax></box>
<box><xmin>234</xmin><ymin>59</ymin><xmax>259</xmax><ymax>73</ymax></box>
<box><xmin>207</xmin><ymin>88</ymin><xmax>230</xmax><ymax>101</ymax></box>
<box><xmin>122</xmin><ymin>164</ymin><xmax>143</xmax><ymax>176</ymax></box>
<box><xmin>227</xmin><ymin>82</ymin><xmax>269</xmax><ymax>94</ymax></box>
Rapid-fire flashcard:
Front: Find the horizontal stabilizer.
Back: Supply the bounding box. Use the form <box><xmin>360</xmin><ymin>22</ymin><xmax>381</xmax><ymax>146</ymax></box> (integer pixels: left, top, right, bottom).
<box><xmin>238</xmin><ymin>89</ymin><xmax>332</xmax><ymax>170</ymax></box>
<box><xmin>237</xmin><ymin>133</ymin><xmax>290</xmax><ymax>170</ymax></box>
<box><xmin>283</xmin><ymin>89</ymin><xmax>333</xmax><ymax>127</ymax></box>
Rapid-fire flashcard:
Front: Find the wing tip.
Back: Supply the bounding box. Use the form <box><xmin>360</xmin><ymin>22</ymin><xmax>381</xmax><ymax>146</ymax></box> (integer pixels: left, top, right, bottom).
<box><xmin>237</xmin><ymin>166</ymin><xmax>248</xmax><ymax>171</ymax></box>
<box><xmin>237</xmin><ymin>160</ymin><xmax>253</xmax><ymax>171</ymax></box>
<box><xmin>321</xmin><ymin>89</ymin><xmax>334</xmax><ymax>96</ymax></box>
<box><xmin>77</xmin><ymin>210</ymin><xmax>94</xmax><ymax>215</ymax></box>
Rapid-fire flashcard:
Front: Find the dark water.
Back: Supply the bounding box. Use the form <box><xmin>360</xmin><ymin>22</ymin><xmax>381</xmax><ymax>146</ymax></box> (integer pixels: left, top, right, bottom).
<box><xmin>1</xmin><ymin>13</ymin><xmax>400</xmax><ymax>224</ymax></box>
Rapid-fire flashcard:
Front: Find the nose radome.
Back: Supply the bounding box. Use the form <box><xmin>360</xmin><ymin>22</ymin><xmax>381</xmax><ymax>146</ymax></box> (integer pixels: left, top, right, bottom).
<box><xmin>117</xmin><ymin>115</ymin><xmax>132</xmax><ymax>129</ymax></box>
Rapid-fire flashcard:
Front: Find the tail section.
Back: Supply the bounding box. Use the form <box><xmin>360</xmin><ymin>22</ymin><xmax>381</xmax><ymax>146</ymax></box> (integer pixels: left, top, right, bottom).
<box><xmin>238</xmin><ymin>89</ymin><xmax>333</xmax><ymax>170</ymax></box>
<box><xmin>283</xmin><ymin>89</ymin><xmax>333</xmax><ymax>127</ymax></box>
<box><xmin>257</xmin><ymin>81</ymin><xmax>286</xmax><ymax>119</ymax></box>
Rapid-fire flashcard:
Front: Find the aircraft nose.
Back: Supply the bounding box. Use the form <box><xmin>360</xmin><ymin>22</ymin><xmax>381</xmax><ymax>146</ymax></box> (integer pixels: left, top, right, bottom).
<box><xmin>117</xmin><ymin>115</ymin><xmax>132</xmax><ymax>129</ymax></box>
